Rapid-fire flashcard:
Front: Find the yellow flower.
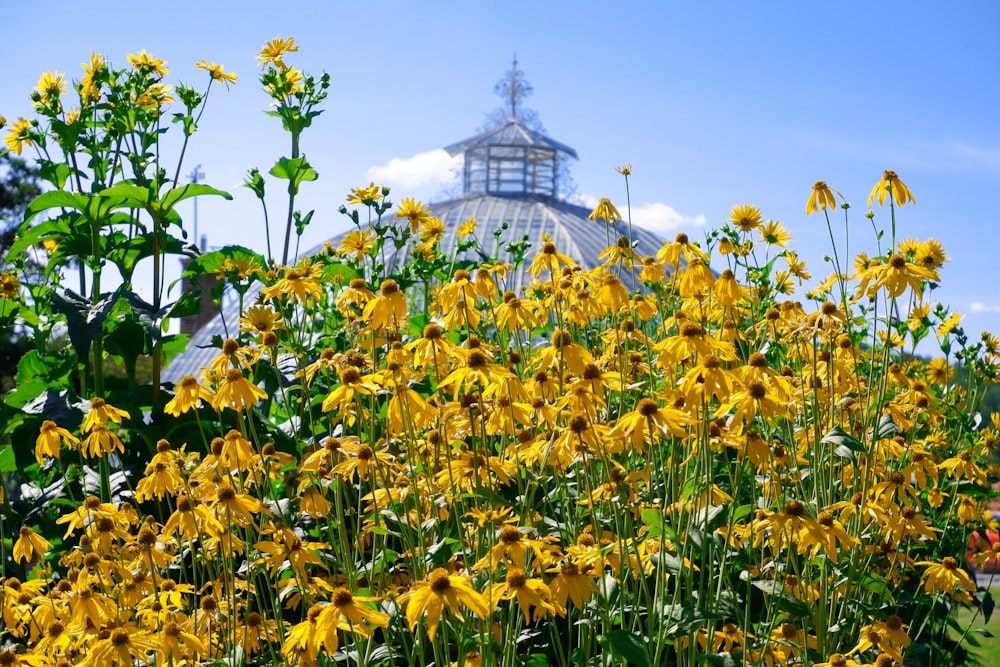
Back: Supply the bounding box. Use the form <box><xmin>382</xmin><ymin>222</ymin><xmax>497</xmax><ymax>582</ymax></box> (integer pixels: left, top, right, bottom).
<box><xmin>457</xmin><ymin>216</ymin><xmax>478</xmax><ymax>238</ymax></box>
<box><xmin>759</xmin><ymin>219</ymin><xmax>791</xmax><ymax>247</ymax></box>
<box><xmin>713</xmin><ymin>269</ymin><xmax>745</xmax><ymax>307</ymax></box>
<box><xmin>4</xmin><ymin>117</ymin><xmax>33</xmax><ymax>155</ymax></box>
<box><xmin>136</xmin><ymin>81</ymin><xmax>175</xmax><ymax>109</ymax></box>
<box><xmin>420</xmin><ymin>216</ymin><xmax>446</xmax><ymax>245</ymax></box>
<box><xmin>547</xmin><ymin>560</ymin><xmax>597</xmax><ymax>615</ymax></box>
<box><xmin>657</xmin><ymin>232</ymin><xmax>708</xmax><ymax>268</ymax></box>
<box><xmin>127</xmin><ymin>49</ymin><xmax>169</xmax><ymax>77</ymax></box>
<box><xmin>81</xmin><ymin>397</ymin><xmax>130</xmax><ymax>433</ymax></box>
<box><xmin>81</xmin><ymin>423</ymin><xmax>125</xmax><ymax>457</ymax></box>
<box><xmin>239</xmin><ymin>304</ymin><xmax>284</xmax><ymax>336</ymax></box>
<box><xmin>33</xmin><ymin>71</ymin><xmax>67</xmax><ymax>109</ymax></box>
<box><xmin>195</xmin><ymin>60</ymin><xmax>238</xmax><ymax>87</ymax></box>
<box><xmin>325</xmin><ymin>587</ymin><xmax>391</xmax><ymax>634</ymax></box>
<box><xmin>487</xmin><ymin>568</ymin><xmax>555</xmax><ymax>622</ymax></box>
<box><xmin>261</xmin><ymin>263</ymin><xmax>323</xmax><ymax>303</ymax></box>
<box><xmin>728</xmin><ymin>203</ymin><xmax>762</xmax><ymax>232</ymax></box>
<box><xmin>268</xmin><ymin>66</ymin><xmax>304</xmax><ymax>98</ymax></box>
<box><xmin>404</xmin><ymin>568</ymin><xmax>490</xmax><ymax>640</ymax></box>
<box><xmin>164</xmin><ymin>375</ymin><xmax>216</xmax><ymax>417</ymax></box>
<box><xmin>12</xmin><ymin>526</ymin><xmax>51</xmax><ymax>564</ymax></box>
<box><xmin>916</xmin><ymin>556</ymin><xmax>976</xmax><ymax>599</ymax></box>
<box><xmin>257</xmin><ymin>36</ymin><xmax>299</xmax><ymax>69</ymax></box>
<box><xmin>213</xmin><ymin>368</ymin><xmax>267</xmax><ymax>412</ymax></box>
<box><xmin>527</xmin><ymin>235</ymin><xmax>576</xmax><ymax>277</ymax></box>
<box><xmin>0</xmin><ymin>272</ymin><xmax>19</xmax><ymax>299</ymax></box>
<box><xmin>915</xmin><ymin>238</ymin><xmax>949</xmax><ymax>270</ymax></box>
<box><xmin>347</xmin><ymin>182</ymin><xmax>384</xmax><ymax>206</ymax></box>
<box><xmin>854</xmin><ymin>255</ymin><xmax>938</xmax><ymax>299</ymax></box>
<box><xmin>935</xmin><ymin>311</ymin><xmax>961</xmax><ymax>338</ymax></box>
<box><xmin>395</xmin><ymin>197</ymin><xmax>432</xmax><ymax>231</ymax></box>
<box><xmin>35</xmin><ymin>419</ymin><xmax>79</xmax><ymax>464</ymax></box>
<box><xmin>81</xmin><ymin>52</ymin><xmax>105</xmax><ymax>104</ymax></box>
<box><xmin>362</xmin><ymin>279</ymin><xmax>409</xmax><ymax>330</ymax></box>
<box><xmin>616</xmin><ymin>163</ymin><xmax>633</xmax><ymax>176</ymax></box>
<box><xmin>868</xmin><ymin>169</ymin><xmax>915</xmax><ymax>207</ymax></box>
<box><xmin>338</xmin><ymin>226</ymin><xmax>378</xmax><ymax>260</ymax></box>
<box><xmin>805</xmin><ymin>181</ymin><xmax>839</xmax><ymax>215</ymax></box>
<box><xmin>588</xmin><ymin>197</ymin><xmax>621</xmax><ymax>223</ymax></box>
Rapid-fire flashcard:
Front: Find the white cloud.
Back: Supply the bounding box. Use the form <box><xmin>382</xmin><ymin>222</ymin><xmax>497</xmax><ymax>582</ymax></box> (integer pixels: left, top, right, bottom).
<box><xmin>970</xmin><ymin>302</ymin><xmax>1000</xmax><ymax>314</ymax></box>
<box><xmin>367</xmin><ymin>149</ymin><xmax>462</xmax><ymax>189</ymax></box>
<box><xmin>630</xmin><ymin>202</ymin><xmax>708</xmax><ymax>234</ymax></box>
<box><xmin>575</xmin><ymin>194</ymin><xmax>706</xmax><ymax>234</ymax></box>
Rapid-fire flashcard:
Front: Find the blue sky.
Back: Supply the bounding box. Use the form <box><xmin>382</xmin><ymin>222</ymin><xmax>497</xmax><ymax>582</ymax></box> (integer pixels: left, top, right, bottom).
<box><xmin>3</xmin><ymin>1</ymin><xmax>999</xmax><ymax>351</ymax></box>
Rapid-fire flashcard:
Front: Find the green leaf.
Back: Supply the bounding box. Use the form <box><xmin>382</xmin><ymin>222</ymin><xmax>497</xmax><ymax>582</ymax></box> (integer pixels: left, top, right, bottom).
<box><xmin>0</xmin><ymin>446</ymin><xmax>16</xmax><ymax>474</ymax></box>
<box><xmin>49</xmin><ymin>289</ymin><xmax>117</xmax><ymax>359</ymax></box>
<box><xmin>36</xmin><ymin>161</ymin><xmax>72</xmax><ymax>189</ymax></box>
<box><xmin>160</xmin><ymin>334</ymin><xmax>191</xmax><ymax>370</ymax></box>
<box><xmin>269</xmin><ymin>156</ymin><xmax>318</xmax><ymax>195</ymax></box>
<box><xmin>604</xmin><ymin>630</ymin><xmax>652</xmax><ymax>667</ymax></box>
<box><xmin>107</xmin><ymin>233</ymin><xmax>192</xmax><ymax>282</ymax></box>
<box><xmin>640</xmin><ymin>508</ymin><xmax>663</xmax><ymax>539</ymax></box>
<box><xmin>875</xmin><ymin>414</ymin><xmax>898</xmax><ymax>440</ymax></box>
<box><xmin>821</xmin><ymin>426</ymin><xmax>865</xmax><ymax>453</ymax></box>
<box><xmin>158</xmin><ymin>182</ymin><xmax>232</xmax><ymax>212</ymax></box>
<box><xmin>6</xmin><ymin>216</ymin><xmax>73</xmax><ymax>258</ymax></box>
<box><xmin>983</xmin><ymin>590</ymin><xmax>995</xmax><ymax>623</ymax></box>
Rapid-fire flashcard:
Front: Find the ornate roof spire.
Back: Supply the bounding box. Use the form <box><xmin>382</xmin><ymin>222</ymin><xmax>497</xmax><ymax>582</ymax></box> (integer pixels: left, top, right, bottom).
<box><xmin>495</xmin><ymin>55</ymin><xmax>532</xmax><ymax>122</ymax></box>
<box><xmin>483</xmin><ymin>58</ymin><xmax>543</xmax><ymax>131</ymax></box>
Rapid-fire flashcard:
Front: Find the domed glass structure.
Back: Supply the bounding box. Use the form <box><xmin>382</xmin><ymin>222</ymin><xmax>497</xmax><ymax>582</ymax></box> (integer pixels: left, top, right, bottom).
<box><xmin>164</xmin><ymin>63</ymin><xmax>668</xmax><ymax>381</ymax></box>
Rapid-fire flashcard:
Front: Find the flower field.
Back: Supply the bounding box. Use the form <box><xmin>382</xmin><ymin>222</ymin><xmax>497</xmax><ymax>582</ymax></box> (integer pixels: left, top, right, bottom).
<box><xmin>1</xmin><ymin>37</ymin><xmax>999</xmax><ymax>667</ymax></box>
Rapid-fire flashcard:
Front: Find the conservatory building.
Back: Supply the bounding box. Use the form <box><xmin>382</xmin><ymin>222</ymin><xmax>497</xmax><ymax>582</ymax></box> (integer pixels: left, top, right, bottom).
<box><xmin>164</xmin><ymin>63</ymin><xmax>668</xmax><ymax>381</ymax></box>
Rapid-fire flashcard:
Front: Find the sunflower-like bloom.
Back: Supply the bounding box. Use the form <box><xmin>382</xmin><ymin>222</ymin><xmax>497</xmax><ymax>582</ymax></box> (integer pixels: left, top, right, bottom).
<box><xmin>657</xmin><ymin>232</ymin><xmax>708</xmax><ymax>268</ymax></box>
<box><xmin>257</xmin><ymin>36</ymin><xmax>299</xmax><ymax>69</ymax></box>
<box><xmin>127</xmin><ymin>49</ymin><xmax>170</xmax><ymax>77</ymax></box>
<box><xmin>338</xmin><ymin>227</ymin><xmax>378</xmax><ymax>260</ymax></box>
<box><xmin>347</xmin><ymin>182</ymin><xmax>384</xmax><ymax>206</ymax></box>
<box><xmin>728</xmin><ymin>203</ymin><xmax>762</xmax><ymax>232</ymax></box>
<box><xmin>917</xmin><ymin>556</ymin><xmax>976</xmax><ymax>599</ymax></box>
<box><xmin>606</xmin><ymin>397</ymin><xmax>691</xmax><ymax>454</ymax></box>
<box><xmin>713</xmin><ymin>269</ymin><xmax>744</xmax><ymax>307</ymax></box>
<box><xmin>80</xmin><ymin>52</ymin><xmax>105</xmax><ymax>104</ymax></box>
<box><xmin>404</xmin><ymin>568</ymin><xmax>490</xmax><ymax>640</ymax></box>
<box><xmin>854</xmin><ymin>254</ymin><xmax>938</xmax><ymax>299</ymax></box>
<box><xmin>474</xmin><ymin>524</ymin><xmax>557</xmax><ymax>572</ymax></box>
<box><xmin>88</xmin><ymin>626</ymin><xmax>159</xmax><ymax>667</ymax></box>
<box><xmin>806</xmin><ymin>181</ymin><xmax>840</xmax><ymax>215</ymax></box>
<box><xmin>213</xmin><ymin>368</ymin><xmax>267</xmax><ymax>412</ymax></box>
<box><xmin>588</xmin><ymin>197</ymin><xmax>621</xmax><ymax>223</ymax></box>
<box><xmin>261</xmin><ymin>263</ymin><xmax>323</xmax><ymax>304</ymax></box>
<box><xmin>322</xmin><ymin>587</ymin><xmax>391</xmax><ymax>638</ymax></box>
<box><xmin>81</xmin><ymin>423</ymin><xmax>125</xmax><ymax>458</ymax></box>
<box><xmin>868</xmin><ymin>169</ymin><xmax>915</xmax><ymax>207</ymax></box>
<box><xmin>12</xmin><ymin>526</ymin><xmax>51</xmax><ymax>564</ymax></box>
<box><xmin>33</xmin><ymin>71</ymin><xmax>67</xmax><ymax>110</ymax></box>
<box><xmin>527</xmin><ymin>237</ymin><xmax>576</xmax><ymax>277</ymax></box>
<box><xmin>80</xmin><ymin>397</ymin><xmax>130</xmax><ymax>433</ymax></box>
<box><xmin>487</xmin><ymin>568</ymin><xmax>555</xmax><ymax>622</ymax></box>
<box><xmin>363</xmin><ymin>279</ymin><xmax>408</xmax><ymax>331</ymax></box>
<box><xmin>195</xmin><ymin>60</ymin><xmax>238</xmax><ymax>86</ymax></box>
<box><xmin>164</xmin><ymin>375</ymin><xmax>216</xmax><ymax>416</ymax></box>
<box><xmin>35</xmin><ymin>420</ymin><xmax>79</xmax><ymax>464</ymax></box>
<box><xmin>547</xmin><ymin>560</ymin><xmax>597</xmax><ymax>616</ymax></box>
<box><xmin>3</xmin><ymin>117</ymin><xmax>33</xmax><ymax>155</ymax></box>
<box><xmin>395</xmin><ymin>197</ymin><xmax>432</xmax><ymax>231</ymax></box>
